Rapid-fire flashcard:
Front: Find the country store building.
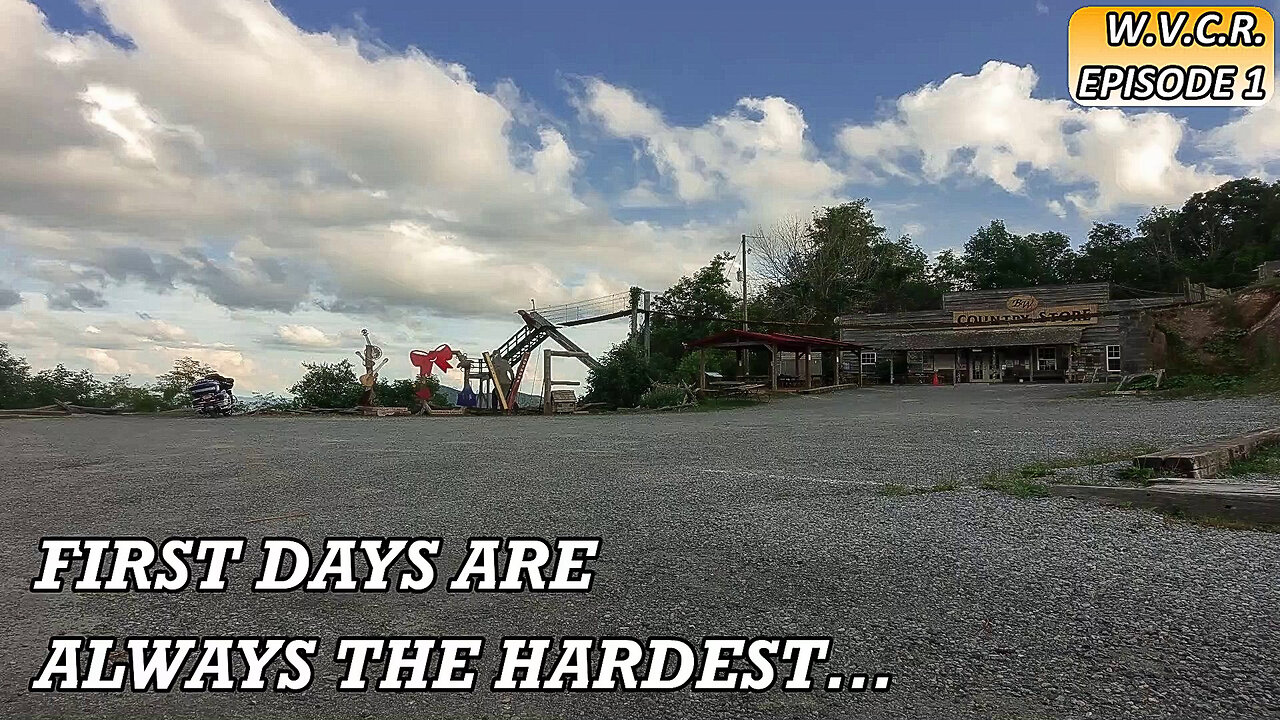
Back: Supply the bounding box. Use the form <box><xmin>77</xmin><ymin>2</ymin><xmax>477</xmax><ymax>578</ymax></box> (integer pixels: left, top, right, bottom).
<box><xmin>838</xmin><ymin>283</ymin><xmax>1187</xmax><ymax>384</ymax></box>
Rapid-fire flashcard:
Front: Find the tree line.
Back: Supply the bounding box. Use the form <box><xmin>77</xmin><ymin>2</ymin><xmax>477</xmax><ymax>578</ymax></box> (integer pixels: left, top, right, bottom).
<box><xmin>753</xmin><ymin>176</ymin><xmax>1280</xmax><ymax>324</ymax></box>
<box><xmin>585</xmin><ymin>177</ymin><xmax>1280</xmax><ymax>406</ymax></box>
<box><xmin>0</xmin><ymin>346</ymin><xmax>448</xmax><ymax>411</ymax></box>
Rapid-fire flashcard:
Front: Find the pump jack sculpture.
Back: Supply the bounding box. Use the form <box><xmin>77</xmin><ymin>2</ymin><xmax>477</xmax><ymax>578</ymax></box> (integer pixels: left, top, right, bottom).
<box><xmin>472</xmin><ymin>310</ymin><xmax>602</xmax><ymax>414</ymax></box>
<box><xmin>408</xmin><ymin>310</ymin><xmax>600</xmax><ymax>415</ymax></box>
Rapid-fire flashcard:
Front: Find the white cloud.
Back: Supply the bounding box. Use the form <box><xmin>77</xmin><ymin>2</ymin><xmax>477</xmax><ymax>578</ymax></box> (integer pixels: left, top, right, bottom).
<box><xmin>275</xmin><ymin>324</ymin><xmax>340</xmax><ymax>348</ymax></box>
<box><xmin>0</xmin><ymin>0</ymin><xmax>667</xmax><ymax>319</ymax></box>
<box><xmin>1200</xmin><ymin>101</ymin><xmax>1280</xmax><ymax>171</ymax></box>
<box><xmin>836</xmin><ymin>61</ymin><xmax>1227</xmax><ymax>215</ymax></box>
<box><xmin>82</xmin><ymin>348</ymin><xmax>121</xmax><ymax>374</ymax></box>
<box><xmin>579</xmin><ymin>79</ymin><xmax>846</xmax><ymax>219</ymax></box>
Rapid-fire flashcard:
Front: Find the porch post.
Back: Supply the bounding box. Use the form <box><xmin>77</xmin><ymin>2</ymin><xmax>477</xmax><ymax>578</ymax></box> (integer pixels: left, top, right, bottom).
<box><xmin>805</xmin><ymin>346</ymin><xmax>813</xmax><ymax>389</ymax></box>
<box><xmin>1029</xmin><ymin>347</ymin><xmax>1035</xmax><ymax>382</ymax></box>
<box><xmin>698</xmin><ymin>349</ymin><xmax>707</xmax><ymax>391</ymax></box>
<box><xmin>769</xmin><ymin>344</ymin><xmax>779</xmax><ymax>391</ymax></box>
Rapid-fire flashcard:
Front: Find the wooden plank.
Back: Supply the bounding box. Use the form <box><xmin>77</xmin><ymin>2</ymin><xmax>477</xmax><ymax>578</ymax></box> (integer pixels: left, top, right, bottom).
<box><xmin>482</xmin><ymin>351</ymin><xmax>510</xmax><ymax>412</ymax></box>
<box><xmin>505</xmin><ymin>352</ymin><xmax>531</xmax><ymax>410</ymax></box>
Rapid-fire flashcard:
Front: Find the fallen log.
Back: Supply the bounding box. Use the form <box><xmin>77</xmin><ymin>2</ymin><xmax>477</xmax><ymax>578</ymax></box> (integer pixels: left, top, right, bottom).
<box><xmin>54</xmin><ymin>400</ymin><xmax>122</xmax><ymax>415</ymax></box>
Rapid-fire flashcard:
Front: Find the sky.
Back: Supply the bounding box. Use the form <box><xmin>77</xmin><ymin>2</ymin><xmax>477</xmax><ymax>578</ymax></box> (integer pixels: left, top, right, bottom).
<box><xmin>0</xmin><ymin>0</ymin><xmax>1277</xmax><ymax>395</ymax></box>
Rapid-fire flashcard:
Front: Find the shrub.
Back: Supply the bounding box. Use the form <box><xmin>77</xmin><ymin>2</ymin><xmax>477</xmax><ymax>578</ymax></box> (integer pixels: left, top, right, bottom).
<box><xmin>289</xmin><ymin>360</ymin><xmax>363</xmax><ymax>408</ymax></box>
<box><xmin>639</xmin><ymin>385</ymin><xmax>687</xmax><ymax>409</ymax></box>
<box><xmin>374</xmin><ymin>375</ymin><xmax>447</xmax><ymax>408</ymax></box>
<box><xmin>585</xmin><ymin>338</ymin><xmax>653</xmax><ymax>408</ymax></box>
<box><xmin>92</xmin><ymin>375</ymin><xmax>167</xmax><ymax>411</ymax></box>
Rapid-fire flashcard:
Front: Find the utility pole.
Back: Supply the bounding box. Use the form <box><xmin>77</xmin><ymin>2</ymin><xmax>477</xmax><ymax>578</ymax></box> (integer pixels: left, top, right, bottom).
<box><xmin>740</xmin><ymin>234</ymin><xmax>764</xmax><ymax>330</ymax></box>
<box><xmin>643</xmin><ymin>291</ymin><xmax>652</xmax><ymax>360</ymax></box>
<box><xmin>741</xmin><ymin>234</ymin><xmax>749</xmax><ymax>330</ymax></box>
<box><xmin>739</xmin><ymin>233</ymin><xmax>764</xmax><ymax>377</ymax></box>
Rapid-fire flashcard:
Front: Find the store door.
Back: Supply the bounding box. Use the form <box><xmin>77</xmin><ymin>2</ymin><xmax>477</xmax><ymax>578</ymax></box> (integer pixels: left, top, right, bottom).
<box><xmin>970</xmin><ymin>351</ymin><xmax>996</xmax><ymax>382</ymax></box>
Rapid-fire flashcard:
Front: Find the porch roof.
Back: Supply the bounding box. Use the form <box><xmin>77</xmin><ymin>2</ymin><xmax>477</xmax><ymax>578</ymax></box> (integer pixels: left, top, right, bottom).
<box><xmin>870</xmin><ymin>326</ymin><xmax>1083</xmax><ymax>351</ymax></box>
<box><xmin>685</xmin><ymin>329</ymin><xmax>858</xmax><ymax>353</ymax></box>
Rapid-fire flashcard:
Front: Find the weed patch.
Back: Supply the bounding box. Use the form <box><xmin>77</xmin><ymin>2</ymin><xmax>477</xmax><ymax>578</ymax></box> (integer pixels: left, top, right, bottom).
<box><xmin>1115</xmin><ymin>464</ymin><xmax>1158</xmax><ymax>485</ymax></box>
<box><xmin>980</xmin><ymin>471</ymin><xmax>1050</xmax><ymax>498</ymax></box>
<box><xmin>1226</xmin><ymin>444</ymin><xmax>1280</xmax><ymax>476</ymax></box>
<box><xmin>684</xmin><ymin>397</ymin><xmax>767</xmax><ymax>412</ymax></box>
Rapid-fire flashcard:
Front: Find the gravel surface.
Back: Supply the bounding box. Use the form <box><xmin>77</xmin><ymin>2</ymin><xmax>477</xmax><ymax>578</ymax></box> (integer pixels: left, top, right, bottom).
<box><xmin>2</xmin><ymin>384</ymin><xmax>1278</xmax><ymax>719</ymax></box>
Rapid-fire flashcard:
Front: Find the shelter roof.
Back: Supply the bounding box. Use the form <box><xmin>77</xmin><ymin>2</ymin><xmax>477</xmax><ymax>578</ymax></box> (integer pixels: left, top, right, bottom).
<box><xmin>686</xmin><ymin>329</ymin><xmax>857</xmax><ymax>352</ymax></box>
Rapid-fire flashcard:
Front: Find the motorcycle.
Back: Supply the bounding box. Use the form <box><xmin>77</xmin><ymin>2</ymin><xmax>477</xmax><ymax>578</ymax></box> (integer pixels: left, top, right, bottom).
<box><xmin>187</xmin><ymin>374</ymin><xmax>236</xmax><ymax>417</ymax></box>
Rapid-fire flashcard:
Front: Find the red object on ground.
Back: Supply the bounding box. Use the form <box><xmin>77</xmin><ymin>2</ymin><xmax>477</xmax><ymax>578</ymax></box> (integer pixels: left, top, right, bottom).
<box><xmin>932</xmin><ymin>372</ymin><xmax>939</xmax><ymax>386</ymax></box>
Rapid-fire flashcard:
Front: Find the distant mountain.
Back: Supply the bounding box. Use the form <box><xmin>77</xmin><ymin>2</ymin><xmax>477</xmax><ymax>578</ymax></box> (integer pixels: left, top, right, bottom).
<box><xmin>436</xmin><ymin>384</ymin><xmax>544</xmax><ymax>408</ymax></box>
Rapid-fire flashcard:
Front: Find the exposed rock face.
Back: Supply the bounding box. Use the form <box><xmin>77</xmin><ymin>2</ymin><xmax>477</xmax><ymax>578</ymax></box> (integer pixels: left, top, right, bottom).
<box><xmin>1154</xmin><ymin>284</ymin><xmax>1280</xmax><ymax>372</ymax></box>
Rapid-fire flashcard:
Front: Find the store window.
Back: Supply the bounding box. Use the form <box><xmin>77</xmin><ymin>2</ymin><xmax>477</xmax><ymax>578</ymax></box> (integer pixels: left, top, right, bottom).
<box><xmin>1036</xmin><ymin>346</ymin><xmax>1057</xmax><ymax>371</ymax></box>
<box><xmin>1106</xmin><ymin>345</ymin><xmax>1122</xmax><ymax>372</ymax></box>
<box><xmin>860</xmin><ymin>351</ymin><xmax>876</xmax><ymax>366</ymax></box>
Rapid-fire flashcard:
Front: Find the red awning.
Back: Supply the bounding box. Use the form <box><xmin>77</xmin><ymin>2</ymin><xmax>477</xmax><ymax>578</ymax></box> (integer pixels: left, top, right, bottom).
<box><xmin>685</xmin><ymin>329</ymin><xmax>858</xmax><ymax>353</ymax></box>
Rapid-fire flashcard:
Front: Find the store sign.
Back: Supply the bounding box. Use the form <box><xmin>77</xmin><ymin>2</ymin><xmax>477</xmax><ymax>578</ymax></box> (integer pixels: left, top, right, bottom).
<box><xmin>953</xmin><ymin>303</ymin><xmax>1099</xmax><ymax>327</ymax></box>
<box><xmin>1006</xmin><ymin>294</ymin><xmax>1039</xmax><ymax>312</ymax></box>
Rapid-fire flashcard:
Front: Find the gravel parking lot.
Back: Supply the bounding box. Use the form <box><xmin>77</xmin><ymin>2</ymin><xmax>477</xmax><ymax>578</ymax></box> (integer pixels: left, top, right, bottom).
<box><xmin>3</xmin><ymin>385</ymin><xmax>1279</xmax><ymax>719</ymax></box>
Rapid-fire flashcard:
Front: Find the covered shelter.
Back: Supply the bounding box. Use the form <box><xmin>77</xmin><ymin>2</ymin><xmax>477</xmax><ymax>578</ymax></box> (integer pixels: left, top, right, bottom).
<box><xmin>684</xmin><ymin>330</ymin><xmax>860</xmax><ymax>391</ymax></box>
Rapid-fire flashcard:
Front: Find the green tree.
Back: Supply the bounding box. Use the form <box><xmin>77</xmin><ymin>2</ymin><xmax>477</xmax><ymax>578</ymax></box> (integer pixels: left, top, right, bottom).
<box><xmin>92</xmin><ymin>374</ymin><xmax>166</xmax><ymax>411</ymax></box>
<box><xmin>0</xmin><ymin>343</ymin><xmax>31</xmax><ymax>409</ymax></box>
<box><xmin>1073</xmin><ymin>222</ymin><xmax>1133</xmax><ymax>283</ymax></box>
<box><xmin>763</xmin><ymin>201</ymin><xmax>885</xmax><ymax>321</ymax></box>
<box><xmin>288</xmin><ymin>359</ymin><xmax>363</xmax><ymax>408</ymax></box>
<box><xmin>1175</xmin><ymin>178</ymin><xmax>1280</xmax><ymax>288</ymax></box>
<box><xmin>864</xmin><ymin>235</ymin><xmax>941</xmax><ymax>312</ymax></box>
<box><xmin>154</xmin><ymin>357</ymin><xmax>216</xmax><ymax>404</ymax></box>
<box><xmin>374</xmin><ymin>375</ymin><xmax>450</xmax><ymax>408</ymax></box>
<box><xmin>929</xmin><ymin>249</ymin><xmax>968</xmax><ymax>293</ymax></box>
<box><xmin>647</xmin><ymin>254</ymin><xmax>738</xmax><ymax>380</ymax></box>
<box><xmin>957</xmin><ymin>221</ymin><xmax>1078</xmax><ymax>289</ymax></box>
<box><xmin>584</xmin><ymin>337</ymin><xmax>653</xmax><ymax>408</ymax></box>
<box><xmin>26</xmin><ymin>364</ymin><xmax>101</xmax><ymax>406</ymax></box>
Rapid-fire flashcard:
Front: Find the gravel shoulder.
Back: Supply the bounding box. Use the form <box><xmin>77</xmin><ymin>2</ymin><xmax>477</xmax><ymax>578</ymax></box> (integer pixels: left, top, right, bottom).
<box><xmin>2</xmin><ymin>385</ymin><xmax>1278</xmax><ymax>719</ymax></box>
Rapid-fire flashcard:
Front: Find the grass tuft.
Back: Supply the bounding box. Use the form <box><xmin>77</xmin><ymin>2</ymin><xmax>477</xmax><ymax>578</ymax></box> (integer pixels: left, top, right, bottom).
<box><xmin>1114</xmin><ymin>464</ymin><xmax>1159</xmax><ymax>485</ymax></box>
<box><xmin>980</xmin><ymin>471</ymin><xmax>1051</xmax><ymax>498</ymax></box>
<box><xmin>1226</xmin><ymin>444</ymin><xmax>1280</xmax><ymax>476</ymax></box>
<box><xmin>684</xmin><ymin>397</ymin><xmax>766</xmax><ymax>412</ymax></box>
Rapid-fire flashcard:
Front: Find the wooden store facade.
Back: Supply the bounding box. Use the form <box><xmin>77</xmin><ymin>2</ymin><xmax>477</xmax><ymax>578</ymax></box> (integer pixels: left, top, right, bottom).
<box><xmin>838</xmin><ymin>283</ymin><xmax>1185</xmax><ymax>384</ymax></box>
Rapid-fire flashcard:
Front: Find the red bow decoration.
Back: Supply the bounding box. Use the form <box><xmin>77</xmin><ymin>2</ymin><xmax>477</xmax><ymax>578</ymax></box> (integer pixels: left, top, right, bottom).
<box><xmin>410</xmin><ymin>345</ymin><xmax>454</xmax><ymax>400</ymax></box>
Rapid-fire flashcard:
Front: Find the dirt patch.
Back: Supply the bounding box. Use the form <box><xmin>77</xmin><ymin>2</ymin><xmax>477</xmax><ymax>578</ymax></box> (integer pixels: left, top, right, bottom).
<box><xmin>1236</xmin><ymin>286</ymin><xmax>1280</xmax><ymax>327</ymax></box>
<box><xmin>1156</xmin><ymin>285</ymin><xmax>1280</xmax><ymax>373</ymax></box>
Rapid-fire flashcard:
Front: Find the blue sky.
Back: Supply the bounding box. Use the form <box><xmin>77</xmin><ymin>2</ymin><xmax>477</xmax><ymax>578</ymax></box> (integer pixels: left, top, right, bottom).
<box><xmin>1</xmin><ymin>0</ymin><xmax>1276</xmax><ymax>393</ymax></box>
